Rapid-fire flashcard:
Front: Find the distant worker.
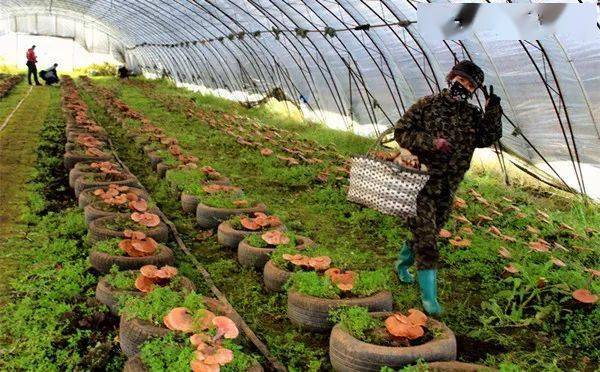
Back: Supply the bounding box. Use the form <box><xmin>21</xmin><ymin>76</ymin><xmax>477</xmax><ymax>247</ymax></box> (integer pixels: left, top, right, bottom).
<box><xmin>26</xmin><ymin>45</ymin><xmax>41</xmax><ymax>86</ymax></box>
<box><xmin>40</xmin><ymin>64</ymin><xmax>60</xmax><ymax>86</ymax></box>
<box><xmin>118</xmin><ymin>65</ymin><xmax>130</xmax><ymax>79</ymax></box>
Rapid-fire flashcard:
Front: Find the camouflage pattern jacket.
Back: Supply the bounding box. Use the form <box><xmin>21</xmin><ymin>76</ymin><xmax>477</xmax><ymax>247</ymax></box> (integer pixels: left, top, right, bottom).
<box><xmin>394</xmin><ymin>89</ymin><xmax>503</xmax><ymax>181</ymax></box>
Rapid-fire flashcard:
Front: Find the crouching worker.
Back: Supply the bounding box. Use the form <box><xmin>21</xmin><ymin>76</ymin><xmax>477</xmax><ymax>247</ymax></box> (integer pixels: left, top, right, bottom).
<box><xmin>40</xmin><ymin>64</ymin><xmax>60</xmax><ymax>85</ymax></box>
<box><xmin>394</xmin><ymin>60</ymin><xmax>503</xmax><ymax>315</ymax></box>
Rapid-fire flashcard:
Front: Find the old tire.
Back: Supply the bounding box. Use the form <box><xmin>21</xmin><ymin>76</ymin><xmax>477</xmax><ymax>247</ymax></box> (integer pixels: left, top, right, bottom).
<box><xmin>87</xmin><ymin>216</ymin><xmax>169</xmax><ymax>244</ymax></box>
<box><xmin>64</xmin><ymin>151</ymin><xmax>113</xmax><ymax>171</ymax></box>
<box><xmin>123</xmin><ymin>355</ymin><xmax>147</xmax><ymax>372</ymax></box>
<box><xmin>95</xmin><ymin>274</ymin><xmax>195</xmax><ymax>314</ymax></box>
<box><xmin>119</xmin><ymin>297</ymin><xmax>236</xmax><ymax>357</ymax></box>
<box><xmin>124</xmin><ymin>355</ymin><xmax>264</xmax><ymax>372</ymax></box>
<box><xmin>69</xmin><ymin>161</ymin><xmax>123</xmax><ymax>188</ymax></box>
<box><xmin>84</xmin><ymin>204</ymin><xmax>159</xmax><ymax>225</ymax></box>
<box><xmin>74</xmin><ymin>173</ymin><xmax>140</xmax><ymax>198</ymax></box>
<box><xmin>329</xmin><ymin>314</ymin><xmax>457</xmax><ymax>372</ymax></box>
<box><xmin>147</xmin><ymin>151</ymin><xmax>162</xmax><ymax>170</ymax></box>
<box><xmin>426</xmin><ymin>362</ymin><xmax>497</xmax><ymax>371</ymax></box>
<box><xmin>83</xmin><ymin>205</ymin><xmax>127</xmax><ymax>225</ymax></box>
<box><xmin>238</xmin><ymin>235</ymin><xmax>313</xmax><ymax>270</ymax></box>
<box><xmin>69</xmin><ymin>169</ymin><xmax>94</xmax><ymax>189</ymax></box>
<box><xmin>287</xmin><ymin>291</ymin><xmax>393</xmax><ymax>332</ymax></box>
<box><xmin>156</xmin><ymin>162</ymin><xmax>171</xmax><ymax>178</ymax></box>
<box><xmin>180</xmin><ymin>193</ymin><xmax>199</xmax><ymax>214</ymax></box>
<box><xmin>119</xmin><ymin>317</ymin><xmax>170</xmax><ymax>357</ymax></box>
<box><xmin>263</xmin><ymin>260</ymin><xmax>292</xmax><ymax>292</ymax></box>
<box><xmin>196</xmin><ymin>202</ymin><xmax>267</xmax><ymax>229</ymax></box>
<box><xmin>89</xmin><ymin>245</ymin><xmax>174</xmax><ymax>274</ymax></box>
<box><xmin>79</xmin><ymin>186</ymin><xmax>148</xmax><ymax>208</ymax></box>
<box><xmin>217</xmin><ymin>221</ymin><xmax>287</xmax><ymax>249</ymax></box>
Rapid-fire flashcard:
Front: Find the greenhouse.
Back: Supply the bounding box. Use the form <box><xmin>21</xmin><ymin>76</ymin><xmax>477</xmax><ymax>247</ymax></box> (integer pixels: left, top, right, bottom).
<box><xmin>0</xmin><ymin>1</ymin><xmax>598</xmax><ymax>371</ymax></box>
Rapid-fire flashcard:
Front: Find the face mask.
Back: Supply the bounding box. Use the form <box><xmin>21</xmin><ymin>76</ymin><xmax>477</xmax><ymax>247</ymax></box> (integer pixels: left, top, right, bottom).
<box><xmin>449</xmin><ymin>81</ymin><xmax>473</xmax><ymax>101</ymax></box>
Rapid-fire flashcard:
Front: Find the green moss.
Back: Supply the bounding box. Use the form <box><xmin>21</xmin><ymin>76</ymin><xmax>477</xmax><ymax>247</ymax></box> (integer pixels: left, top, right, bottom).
<box><xmin>244</xmin><ymin>231</ymin><xmax>297</xmax><ymax>250</ymax></box>
<box><xmin>352</xmin><ymin>269</ymin><xmax>391</xmax><ymax>297</ymax></box>
<box><xmin>287</xmin><ymin>271</ymin><xmax>340</xmax><ymax>299</ymax></box>
<box><xmin>287</xmin><ymin>269</ymin><xmax>389</xmax><ymax>299</ymax></box>
<box><xmin>139</xmin><ymin>334</ymin><xmax>255</xmax><ymax>372</ymax></box>
<box><xmin>103</xmin><ymin>215</ymin><xmax>153</xmax><ymax>232</ymax></box>
<box><xmin>154</xmin><ymin>149</ymin><xmax>179</xmax><ymax>166</ymax></box>
<box><xmin>93</xmin><ymin>238</ymin><xmax>125</xmax><ymax>256</ymax></box>
<box><xmin>105</xmin><ymin>266</ymin><xmax>136</xmax><ymax>290</ymax></box>
<box><xmin>120</xmin><ymin>288</ymin><xmax>205</xmax><ymax>326</ymax></box>
<box><xmin>329</xmin><ymin>306</ymin><xmax>379</xmax><ymax>340</ymax></box>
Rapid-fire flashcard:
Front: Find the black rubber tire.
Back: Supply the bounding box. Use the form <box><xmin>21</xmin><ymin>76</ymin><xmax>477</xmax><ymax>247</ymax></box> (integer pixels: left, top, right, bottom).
<box><xmin>146</xmin><ymin>151</ymin><xmax>163</xmax><ymax>170</ymax></box>
<box><xmin>69</xmin><ymin>161</ymin><xmax>124</xmax><ymax>188</ymax></box>
<box><xmin>217</xmin><ymin>221</ymin><xmax>253</xmax><ymax>249</ymax></box>
<box><xmin>426</xmin><ymin>362</ymin><xmax>497</xmax><ymax>371</ymax></box>
<box><xmin>156</xmin><ymin>162</ymin><xmax>172</xmax><ymax>178</ymax></box>
<box><xmin>329</xmin><ymin>313</ymin><xmax>457</xmax><ymax>371</ymax></box>
<box><xmin>119</xmin><ymin>317</ymin><xmax>170</xmax><ymax>357</ymax></box>
<box><xmin>180</xmin><ymin>193</ymin><xmax>199</xmax><ymax>214</ymax></box>
<box><xmin>83</xmin><ymin>205</ymin><xmax>127</xmax><ymax>225</ymax></box>
<box><xmin>263</xmin><ymin>260</ymin><xmax>292</xmax><ymax>292</ymax></box>
<box><xmin>84</xmin><ymin>204</ymin><xmax>160</xmax><ymax>225</ymax></box>
<box><xmin>95</xmin><ymin>274</ymin><xmax>195</xmax><ymax>315</ymax></box>
<box><xmin>287</xmin><ymin>291</ymin><xmax>393</xmax><ymax>332</ymax></box>
<box><xmin>78</xmin><ymin>186</ymin><xmax>148</xmax><ymax>208</ymax></box>
<box><xmin>66</xmin><ymin>129</ymin><xmax>108</xmax><ymax>141</ymax></box>
<box><xmin>69</xmin><ymin>169</ymin><xmax>94</xmax><ymax>189</ymax></box>
<box><xmin>124</xmin><ymin>355</ymin><xmax>265</xmax><ymax>372</ymax></box>
<box><xmin>74</xmin><ymin>173</ymin><xmax>140</xmax><ymax>198</ymax></box>
<box><xmin>119</xmin><ymin>296</ymin><xmax>236</xmax><ymax>358</ymax></box>
<box><xmin>238</xmin><ymin>235</ymin><xmax>313</xmax><ymax>270</ymax></box>
<box><xmin>87</xmin><ymin>216</ymin><xmax>169</xmax><ymax>244</ymax></box>
<box><xmin>64</xmin><ymin>151</ymin><xmax>113</xmax><ymax>172</ymax></box>
<box><xmin>89</xmin><ymin>245</ymin><xmax>174</xmax><ymax>274</ymax></box>
<box><xmin>196</xmin><ymin>202</ymin><xmax>267</xmax><ymax>229</ymax></box>
<box><xmin>123</xmin><ymin>355</ymin><xmax>147</xmax><ymax>372</ymax></box>
<box><xmin>217</xmin><ymin>221</ymin><xmax>287</xmax><ymax>249</ymax></box>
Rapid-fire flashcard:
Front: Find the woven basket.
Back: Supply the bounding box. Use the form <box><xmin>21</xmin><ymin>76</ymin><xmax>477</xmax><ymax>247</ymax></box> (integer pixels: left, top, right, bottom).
<box><xmin>347</xmin><ymin>128</ymin><xmax>429</xmax><ymax>218</ymax></box>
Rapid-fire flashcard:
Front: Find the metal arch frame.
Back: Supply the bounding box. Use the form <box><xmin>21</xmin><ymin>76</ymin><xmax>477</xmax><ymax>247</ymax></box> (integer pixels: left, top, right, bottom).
<box><xmin>519</xmin><ymin>40</ymin><xmax>587</xmax><ymax>196</ymax></box>
<box><xmin>247</xmin><ymin>0</ymin><xmax>352</xmax><ymax>127</ymax></box>
<box><xmin>190</xmin><ymin>0</ymin><xmax>300</xmax><ymax>101</ymax></box>
<box><xmin>307</xmin><ymin>0</ymin><xmax>405</xmax><ymax>125</ymax></box>
<box><xmin>220</xmin><ymin>0</ymin><xmax>323</xmax><ymax>112</ymax></box>
<box><xmin>205</xmin><ymin>0</ymin><xmax>322</xmax><ymax>111</ymax></box>
<box><xmin>272</xmin><ymin>0</ymin><xmax>382</xmax><ymax>127</ymax></box>
<box><xmin>239</xmin><ymin>0</ymin><xmax>333</xmax><ymax>115</ymax></box>
<box><xmin>0</xmin><ymin>6</ymin><xmax>130</xmax><ymax>45</ymax></box>
<box><xmin>367</xmin><ymin>0</ymin><xmax>441</xmax><ymax>95</ymax></box>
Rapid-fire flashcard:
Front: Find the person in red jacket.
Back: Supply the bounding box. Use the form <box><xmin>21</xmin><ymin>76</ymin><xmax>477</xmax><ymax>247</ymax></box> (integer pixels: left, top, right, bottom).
<box><xmin>26</xmin><ymin>45</ymin><xmax>41</xmax><ymax>86</ymax></box>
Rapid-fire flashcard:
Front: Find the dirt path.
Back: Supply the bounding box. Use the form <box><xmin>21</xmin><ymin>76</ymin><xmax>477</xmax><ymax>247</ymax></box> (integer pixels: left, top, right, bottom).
<box><xmin>0</xmin><ymin>82</ymin><xmax>51</xmax><ymax>302</ymax></box>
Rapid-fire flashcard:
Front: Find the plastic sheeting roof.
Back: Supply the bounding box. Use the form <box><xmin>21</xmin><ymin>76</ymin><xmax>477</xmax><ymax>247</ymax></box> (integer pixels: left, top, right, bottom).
<box><xmin>0</xmin><ymin>1</ymin><xmax>598</xmax><ymax>197</ymax></box>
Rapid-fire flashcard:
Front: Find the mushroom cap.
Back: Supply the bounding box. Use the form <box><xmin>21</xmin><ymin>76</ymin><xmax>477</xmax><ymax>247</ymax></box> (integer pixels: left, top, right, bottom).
<box><xmin>572</xmin><ymin>289</ymin><xmax>598</xmax><ymax>304</ymax></box>
<box><xmin>261</xmin><ymin>230</ymin><xmax>290</xmax><ymax>245</ymax></box>
<box><xmin>163</xmin><ymin>307</ymin><xmax>195</xmax><ymax>333</ymax></box>
<box><xmin>212</xmin><ymin>316</ymin><xmax>239</xmax><ymax>339</ymax></box>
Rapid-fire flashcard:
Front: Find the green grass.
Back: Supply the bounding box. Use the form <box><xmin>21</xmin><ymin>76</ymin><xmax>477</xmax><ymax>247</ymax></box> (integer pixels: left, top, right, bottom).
<box><xmin>0</xmin><ymin>85</ymin><xmax>123</xmax><ymax>370</ymax></box>
<box><xmin>82</xmin><ymin>76</ymin><xmax>600</xmax><ymax>371</ymax></box>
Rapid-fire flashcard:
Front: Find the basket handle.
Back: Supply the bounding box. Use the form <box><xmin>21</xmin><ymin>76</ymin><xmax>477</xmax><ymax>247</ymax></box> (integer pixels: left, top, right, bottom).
<box><xmin>370</xmin><ymin>126</ymin><xmax>396</xmax><ymax>151</ymax></box>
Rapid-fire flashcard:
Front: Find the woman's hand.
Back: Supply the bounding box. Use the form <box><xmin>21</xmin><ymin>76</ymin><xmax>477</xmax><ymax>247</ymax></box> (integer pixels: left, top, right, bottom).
<box><xmin>482</xmin><ymin>85</ymin><xmax>501</xmax><ymax>108</ymax></box>
<box><xmin>434</xmin><ymin>137</ymin><xmax>452</xmax><ymax>154</ymax></box>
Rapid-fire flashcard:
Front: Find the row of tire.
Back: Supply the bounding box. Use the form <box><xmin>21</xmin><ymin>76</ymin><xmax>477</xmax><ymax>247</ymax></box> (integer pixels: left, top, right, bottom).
<box><xmin>60</xmin><ymin>76</ymin><xmax>263</xmax><ymax>372</ymax></box>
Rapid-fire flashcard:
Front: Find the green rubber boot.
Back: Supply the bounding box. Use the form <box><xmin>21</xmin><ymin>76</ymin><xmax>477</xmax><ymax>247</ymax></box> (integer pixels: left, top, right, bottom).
<box><xmin>417</xmin><ymin>269</ymin><xmax>443</xmax><ymax>315</ymax></box>
<box><xmin>394</xmin><ymin>241</ymin><xmax>415</xmax><ymax>284</ymax></box>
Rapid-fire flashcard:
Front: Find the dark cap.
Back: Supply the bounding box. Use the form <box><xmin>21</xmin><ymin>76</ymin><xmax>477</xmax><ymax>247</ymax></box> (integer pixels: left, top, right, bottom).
<box><xmin>446</xmin><ymin>60</ymin><xmax>484</xmax><ymax>87</ymax></box>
